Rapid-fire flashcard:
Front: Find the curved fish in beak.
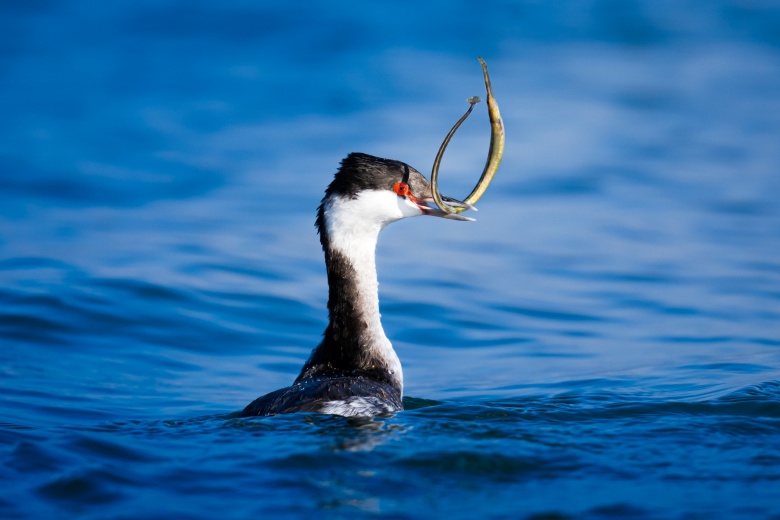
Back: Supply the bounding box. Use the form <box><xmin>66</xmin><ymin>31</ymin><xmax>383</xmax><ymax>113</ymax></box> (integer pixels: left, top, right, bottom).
<box><xmin>430</xmin><ymin>57</ymin><xmax>505</xmax><ymax>215</ymax></box>
<box><xmin>416</xmin><ymin>195</ymin><xmax>476</xmax><ymax>221</ymax></box>
<box><xmin>394</xmin><ymin>179</ymin><xmax>476</xmax><ymax>221</ymax></box>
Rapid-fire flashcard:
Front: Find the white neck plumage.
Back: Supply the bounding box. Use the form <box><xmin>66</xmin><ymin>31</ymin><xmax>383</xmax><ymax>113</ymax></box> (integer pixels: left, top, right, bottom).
<box><xmin>314</xmin><ymin>189</ymin><xmax>420</xmax><ymax>390</ymax></box>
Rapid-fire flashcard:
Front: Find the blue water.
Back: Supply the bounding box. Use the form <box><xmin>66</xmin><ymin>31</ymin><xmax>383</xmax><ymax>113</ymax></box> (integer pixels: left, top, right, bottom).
<box><xmin>2</xmin><ymin>1</ymin><xmax>780</xmax><ymax>518</ymax></box>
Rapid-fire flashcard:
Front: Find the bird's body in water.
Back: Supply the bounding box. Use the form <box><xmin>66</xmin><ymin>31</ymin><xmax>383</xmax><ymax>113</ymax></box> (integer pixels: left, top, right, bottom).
<box><xmin>241</xmin><ymin>152</ymin><xmax>473</xmax><ymax>417</ymax></box>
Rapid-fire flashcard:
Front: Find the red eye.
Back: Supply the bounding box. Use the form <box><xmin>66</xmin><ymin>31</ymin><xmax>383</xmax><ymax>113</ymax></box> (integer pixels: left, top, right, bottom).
<box><xmin>393</xmin><ymin>181</ymin><xmax>410</xmax><ymax>197</ymax></box>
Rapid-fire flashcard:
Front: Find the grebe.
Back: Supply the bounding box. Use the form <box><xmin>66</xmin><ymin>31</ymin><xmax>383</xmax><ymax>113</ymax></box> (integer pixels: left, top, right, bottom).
<box><xmin>240</xmin><ymin>153</ymin><xmax>475</xmax><ymax>417</ymax></box>
<box><xmin>241</xmin><ymin>57</ymin><xmax>504</xmax><ymax>417</ymax></box>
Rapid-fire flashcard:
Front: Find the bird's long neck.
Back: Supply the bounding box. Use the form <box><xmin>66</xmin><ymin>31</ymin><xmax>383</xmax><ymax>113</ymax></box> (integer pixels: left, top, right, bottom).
<box><xmin>323</xmin><ymin>235</ymin><xmax>385</xmax><ymax>356</ymax></box>
<box><xmin>297</xmin><ymin>194</ymin><xmax>402</xmax><ymax>390</ymax></box>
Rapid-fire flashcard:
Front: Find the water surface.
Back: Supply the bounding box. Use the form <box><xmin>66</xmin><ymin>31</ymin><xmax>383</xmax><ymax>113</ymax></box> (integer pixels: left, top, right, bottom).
<box><xmin>2</xmin><ymin>1</ymin><xmax>780</xmax><ymax>518</ymax></box>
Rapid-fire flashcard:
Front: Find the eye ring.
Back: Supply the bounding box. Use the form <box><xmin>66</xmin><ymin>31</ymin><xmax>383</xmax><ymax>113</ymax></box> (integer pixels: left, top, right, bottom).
<box><xmin>393</xmin><ymin>181</ymin><xmax>410</xmax><ymax>197</ymax></box>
